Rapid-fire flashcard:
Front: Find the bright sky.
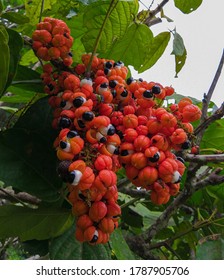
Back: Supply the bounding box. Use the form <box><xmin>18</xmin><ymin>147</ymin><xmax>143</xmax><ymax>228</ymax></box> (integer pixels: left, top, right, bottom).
<box><xmin>131</xmin><ymin>0</ymin><xmax>224</xmax><ymax>107</ymax></box>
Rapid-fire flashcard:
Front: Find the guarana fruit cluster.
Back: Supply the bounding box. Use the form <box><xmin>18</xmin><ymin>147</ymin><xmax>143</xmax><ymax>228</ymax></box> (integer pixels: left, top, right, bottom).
<box><xmin>32</xmin><ymin>17</ymin><xmax>202</xmax><ymax>245</ymax></box>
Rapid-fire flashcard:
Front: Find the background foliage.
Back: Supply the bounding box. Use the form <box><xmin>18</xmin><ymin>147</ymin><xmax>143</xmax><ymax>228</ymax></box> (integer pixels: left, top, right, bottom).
<box><xmin>1</xmin><ymin>0</ymin><xmax>224</xmax><ymax>260</ymax></box>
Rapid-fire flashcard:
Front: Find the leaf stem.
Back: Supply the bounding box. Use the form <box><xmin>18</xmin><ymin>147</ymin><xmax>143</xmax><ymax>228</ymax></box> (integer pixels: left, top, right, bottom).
<box><xmin>39</xmin><ymin>0</ymin><xmax>45</xmax><ymax>23</ymax></box>
<box><xmin>85</xmin><ymin>0</ymin><xmax>119</xmax><ymax>76</ymax></box>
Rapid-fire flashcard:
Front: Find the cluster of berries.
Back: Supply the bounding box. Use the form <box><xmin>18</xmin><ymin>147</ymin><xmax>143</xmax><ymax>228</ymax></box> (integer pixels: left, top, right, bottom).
<box><xmin>32</xmin><ymin>18</ymin><xmax>202</xmax><ymax>244</ymax></box>
<box><xmin>32</xmin><ymin>17</ymin><xmax>73</xmax><ymax>66</ymax></box>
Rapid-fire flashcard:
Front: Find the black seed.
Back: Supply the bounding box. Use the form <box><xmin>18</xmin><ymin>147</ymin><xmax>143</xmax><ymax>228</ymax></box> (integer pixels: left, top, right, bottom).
<box><xmin>176</xmin><ymin>157</ymin><xmax>185</xmax><ymax>164</ymax></box>
<box><xmin>121</xmin><ymin>89</ymin><xmax>128</xmax><ymax>97</ymax></box>
<box><xmin>73</xmin><ymin>96</ymin><xmax>85</xmax><ymax>108</ymax></box>
<box><xmin>59</xmin><ymin>117</ymin><xmax>71</xmax><ymax>129</ymax></box>
<box><xmin>126</xmin><ymin>77</ymin><xmax>134</xmax><ymax>85</ymax></box>
<box><xmin>121</xmin><ymin>150</ymin><xmax>129</xmax><ymax>156</ymax></box>
<box><xmin>59</xmin><ymin>141</ymin><xmax>67</xmax><ymax>149</ymax></box>
<box><xmin>100</xmin><ymin>136</ymin><xmax>107</xmax><ymax>143</ymax></box>
<box><xmin>67</xmin><ymin>130</ymin><xmax>79</xmax><ymax>138</ymax></box>
<box><xmin>107</xmin><ymin>125</ymin><xmax>115</xmax><ymax>136</ymax></box>
<box><xmin>68</xmin><ymin>172</ymin><xmax>76</xmax><ymax>184</ymax></box>
<box><xmin>64</xmin><ymin>32</ymin><xmax>69</xmax><ymax>38</ymax></box>
<box><xmin>111</xmin><ymin>89</ymin><xmax>117</xmax><ymax>98</ymax></box>
<box><xmin>105</xmin><ymin>61</ymin><xmax>113</xmax><ymax>69</ymax></box>
<box><xmin>116</xmin><ymin>130</ymin><xmax>124</xmax><ymax>139</ymax></box>
<box><xmin>117</xmin><ymin>60</ymin><xmax>123</xmax><ymax>65</ymax></box>
<box><xmin>90</xmin><ymin>234</ymin><xmax>98</xmax><ymax>243</ymax></box>
<box><xmin>78</xmin><ymin>193</ymin><xmax>86</xmax><ymax>201</ymax></box>
<box><xmin>104</xmin><ymin>68</ymin><xmax>110</xmax><ymax>75</ymax></box>
<box><xmin>47</xmin><ymin>83</ymin><xmax>54</xmax><ymax>91</ymax></box>
<box><xmin>60</xmin><ymin>100</ymin><xmax>67</xmax><ymax>108</ymax></box>
<box><xmin>138</xmin><ymin>78</ymin><xmax>143</xmax><ymax>82</ymax></box>
<box><xmin>143</xmin><ymin>90</ymin><xmax>153</xmax><ymax>99</ymax></box>
<box><xmin>77</xmin><ymin>119</ymin><xmax>85</xmax><ymax>128</ymax></box>
<box><xmin>109</xmin><ymin>80</ymin><xmax>117</xmax><ymax>88</ymax></box>
<box><xmin>100</xmin><ymin>82</ymin><xmax>108</xmax><ymax>89</ymax></box>
<box><xmin>181</xmin><ymin>140</ymin><xmax>191</xmax><ymax>150</ymax></box>
<box><xmin>152</xmin><ymin>85</ymin><xmax>161</xmax><ymax>94</ymax></box>
<box><xmin>82</xmin><ymin>111</ymin><xmax>94</xmax><ymax>121</ymax></box>
<box><xmin>68</xmin><ymin>52</ymin><xmax>73</xmax><ymax>57</ymax></box>
<box><xmin>114</xmin><ymin>148</ymin><xmax>119</xmax><ymax>155</ymax></box>
<box><xmin>148</xmin><ymin>152</ymin><xmax>160</xmax><ymax>162</ymax></box>
<box><xmin>113</xmin><ymin>62</ymin><xmax>119</xmax><ymax>67</ymax></box>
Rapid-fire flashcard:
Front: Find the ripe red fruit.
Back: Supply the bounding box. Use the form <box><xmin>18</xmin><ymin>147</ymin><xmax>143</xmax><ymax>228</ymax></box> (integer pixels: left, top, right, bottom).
<box><xmin>89</xmin><ymin>201</ymin><xmax>107</xmax><ymax>222</ymax></box>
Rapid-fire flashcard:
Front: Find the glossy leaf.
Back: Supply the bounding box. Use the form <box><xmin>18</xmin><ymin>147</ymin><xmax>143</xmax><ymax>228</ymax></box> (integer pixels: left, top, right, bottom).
<box><xmin>0</xmin><ymin>205</ymin><xmax>73</xmax><ymax>241</ymax></box>
<box><xmin>0</xmin><ymin>26</ymin><xmax>10</xmax><ymax>97</ymax></box>
<box><xmin>139</xmin><ymin>32</ymin><xmax>171</xmax><ymax>73</ymax></box>
<box><xmin>1</xmin><ymin>11</ymin><xmax>30</xmax><ymax>24</ymax></box>
<box><xmin>109</xmin><ymin>229</ymin><xmax>136</xmax><ymax>260</ymax></box>
<box><xmin>106</xmin><ymin>22</ymin><xmax>153</xmax><ymax>70</ymax></box>
<box><xmin>0</xmin><ymin>98</ymin><xmax>61</xmax><ymax>202</ymax></box>
<box><xmin>50</xmin><ymin>224</ymin><xmax>112</xmax><ymax>260</ymax></box>
<box><xmin>174</xmin><ymin>0</ymin><xmax>203</xmax><ymax>14</ymax></box>
<box><xmin>4</xmin><ymin>29</ymin><xmax>23</xmax><ymax>91</ymax></box>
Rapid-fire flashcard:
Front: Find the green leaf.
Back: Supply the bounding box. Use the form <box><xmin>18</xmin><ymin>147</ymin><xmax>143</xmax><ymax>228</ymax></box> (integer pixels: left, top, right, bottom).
<box><xmin>0</xmin><ymin>98</ymin><xmax>61</xmax><ymax>202</ymax></box>
<box><xmin>0</xmin><ymin>25</ymin><xmax>10</xmax><ymax>97</ymax></box>
<box><xmin>0</xmin><ymin>205</ymin><xmax>73</xmax><ymax>241</ymax></box>
<box><xmin>50</xmin><ymin>224</ymin><xmax>112</xmax><ymax>260</ymax></box>
<box><xmin>174</xmin><ymin>0</ymin><xmax>203</xmax><ymax>14</ymax></box>
<box><xmin>139</xmin><ymin>32</ymin><xmax>171</xmax><ymax>73</ymax></box>
<box><xmin>175</xmin><ymin>48</ymin><xmax>187</xmax><ymax>77</ymax></box>
<box><xmin>109</xmin><ymin>228</ymin><xmax>136</xmax><ymax>259</ymax></box>
<box><xmin>10</xmin><ymin>65</ymin><xmax>43</xmax><ymax>93</ymax></box>
<box><xmin>196</xmin><ymin>238</ymin><xmax>224</xmax><ymax>259</ymax></box>
<box><xmin>81</xmin><ymin>0</ymin><xmax>138</xmax><ymax>54</ymax></box>
<box><xmin>4</xmin><ymin>29</ymin><xmax>23</xmax><ymax>91</ymax></box>
<box><xmin>171</xmin><ymin>30</ymin><xmax>185</xmax><ymax>56</ymax></box>
<box><xmin>25</xmin><ymin>0</ymin><xmax>57</xmax><ymax>24</ymax></box>
<box><xmin>20</xmin><ymin>49</ymin><xmax>39</xmax><ymax>66</ymax></box>
<box><xmin>1</xmin><ymin>12</ymin><xmax>30</xmax><ymax>24</ymax></box>
<box><xmin>0</xmin><ymin>86</ymin><xmax>41</xmax><ymax>104</ymax></box>
<box><xmin>0</xmin><ymin>0</ymin><xmax>4</xmax><ymax>13</ymax></box>
<box><xmin>201</xmin><ymin>119</ymin><xmax>224</xmax><ymax>150</ymax></box>
<box><xmin>106</xmin><ymin>22</ymin><xmax>153</xmax><ymax>71</ymax></box>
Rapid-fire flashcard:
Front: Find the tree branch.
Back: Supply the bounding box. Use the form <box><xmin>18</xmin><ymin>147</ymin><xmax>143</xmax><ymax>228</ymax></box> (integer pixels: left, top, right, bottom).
<box><xmin>184</xmin><ymin>153</ymin><xmax>224</xmax><ymax>164</ymax></box>
<box><xmin>143</xmin><ymin>0</ymin><xmax>170</xmax><ymax>26</ymax></box>
<box><xmin>196</xmin><ymin>49</ymin><xmax>224</xmax><ymax>144</ymax></box>
<box><xmin>0</xmin><ymin>188</ymin><xmax>41</xmax><ymax>206</ymax></box>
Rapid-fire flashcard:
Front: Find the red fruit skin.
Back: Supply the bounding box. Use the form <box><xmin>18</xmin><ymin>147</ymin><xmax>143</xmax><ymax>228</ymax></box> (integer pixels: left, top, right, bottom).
<box><xmin>131</xmin><ymin>152</ymin><xmax>148</xmax><ymax>169</ymax></box>
<box><xmin>99</xmin><ymin>217</ymin><xmax>115</xmax><ymax>234</ymax></box>
<box><xmin>94</xmin><ymin>155</ymin><xmax>113</xmax><ymax>171</ymax></box>
<box><xmin>133</xmin><ymin>135</ymin><xmax>151</xmax><ymax>152</ymax></box>
<box><xmin>75</xmin><ymin>227</ymin><xmax>85</xmax><ymax>242</ymax></box>
<box><xmin>72</xmin><ymin>200</ymin><xmax>89</xmax><ymax>216</ymax></box>
<box><xmin>89</xmin><ymin>201</ymin><xmax>107</xmax><ymax>222</ymax></box>
<box><xmin>138</xmin><ymin>166</ymin><xmax>158</xmax><ymax>187</ymax></box>
<box><xmin>106</xmin><ymin>202</ymin><xmax>121</xmax><ymax>221</ymax></box>
<box><xmin>76</xmin><ymin>214</ymin><xmax>93</xmax><ymax>230</ymax></box>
